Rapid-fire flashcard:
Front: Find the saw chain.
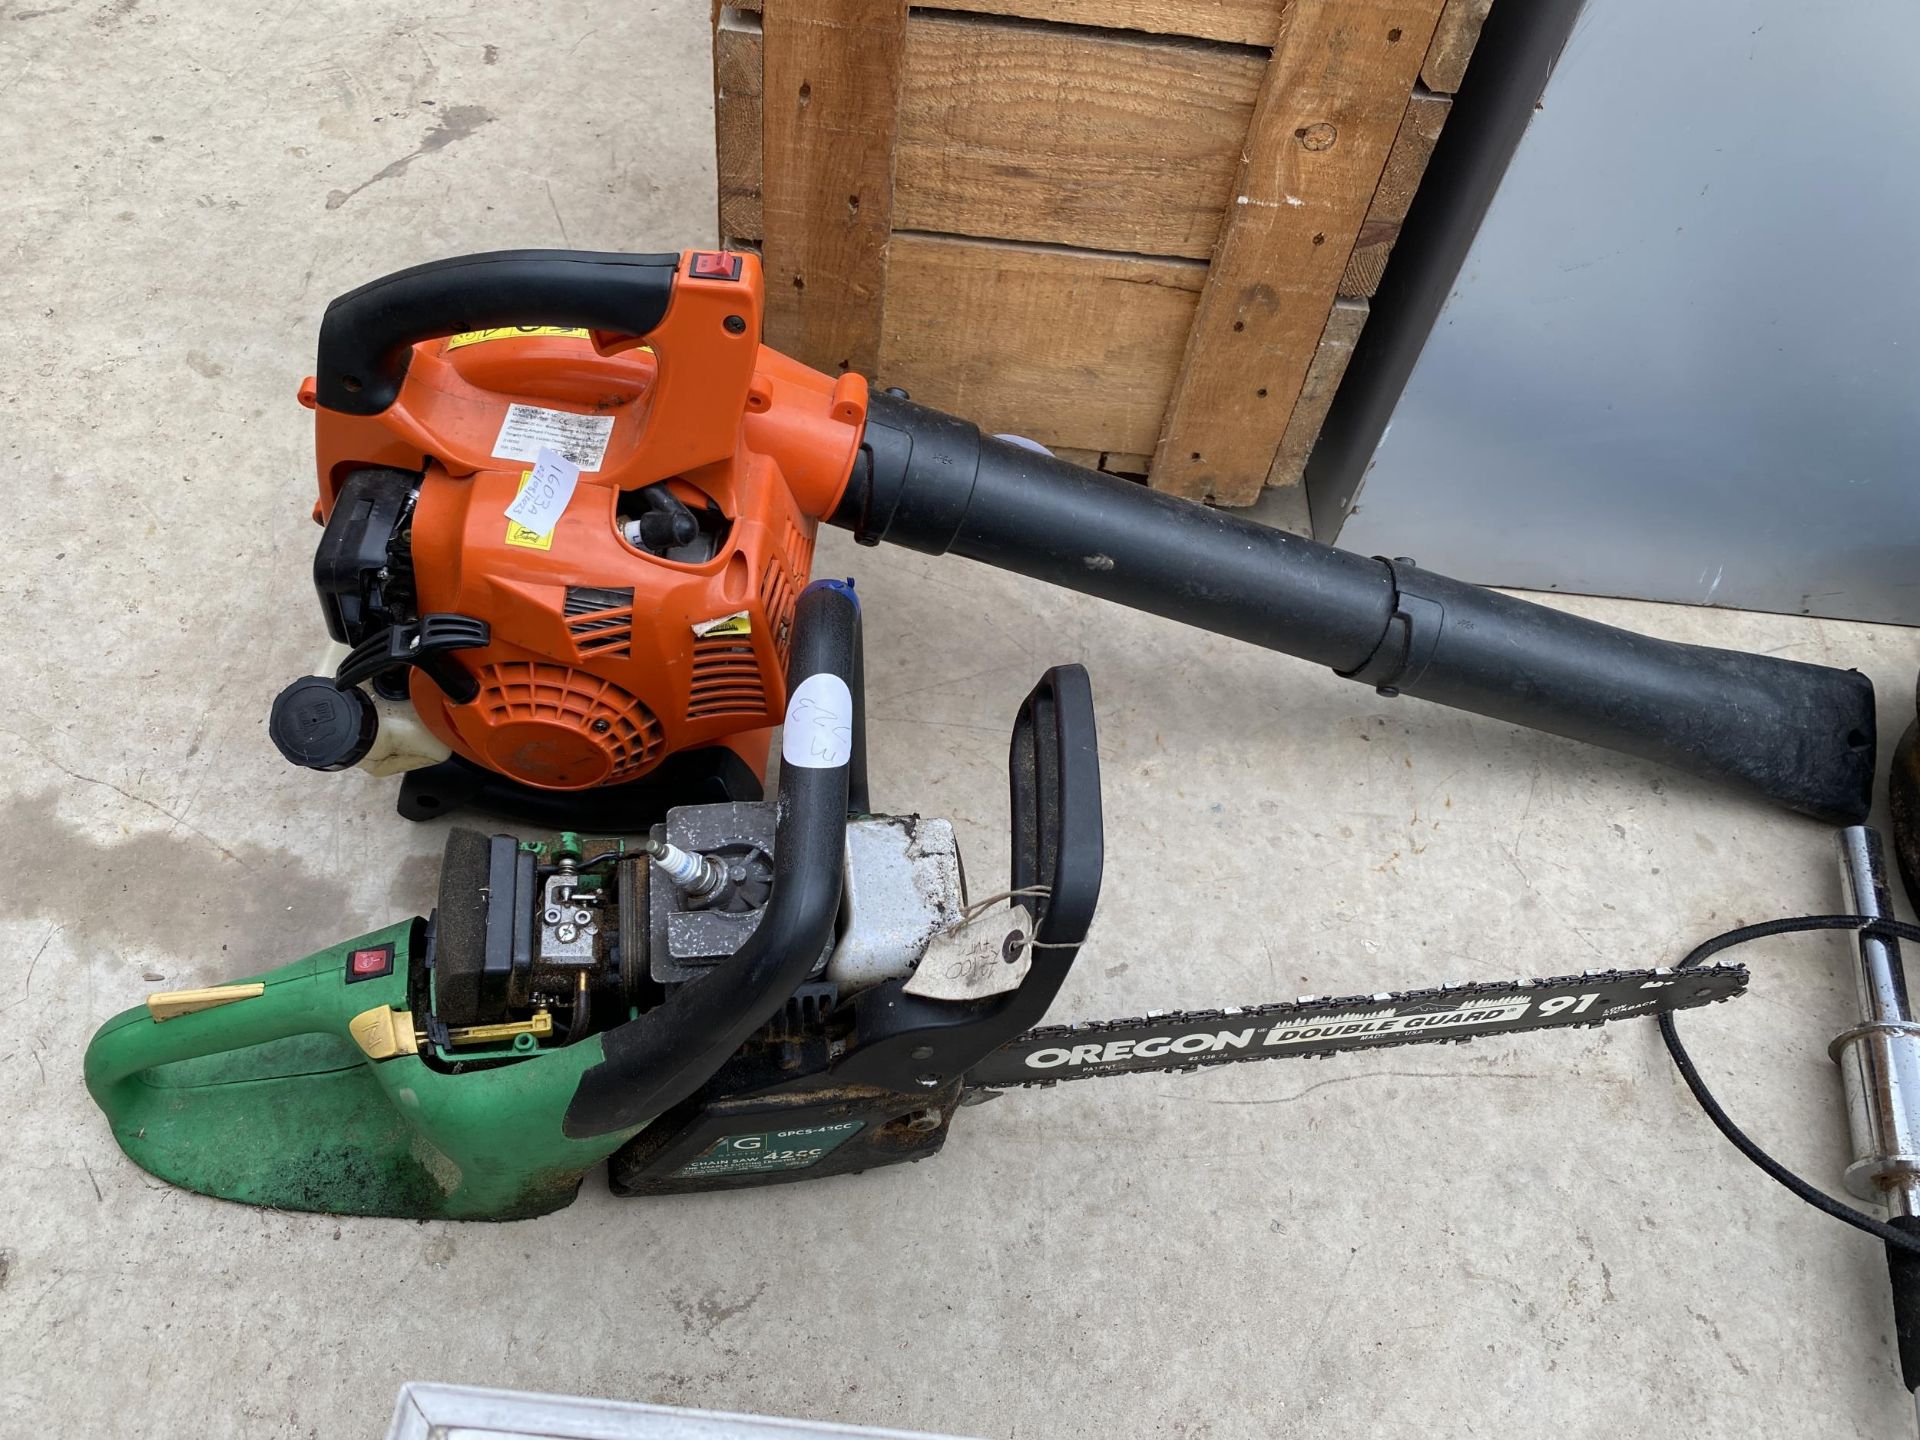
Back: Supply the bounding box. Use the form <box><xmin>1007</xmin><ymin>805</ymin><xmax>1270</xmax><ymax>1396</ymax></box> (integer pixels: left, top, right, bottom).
<box><xmin>964</xmin><ymin>964</ymin><xmax>1748</xmax><ymax>1091</ymax></box>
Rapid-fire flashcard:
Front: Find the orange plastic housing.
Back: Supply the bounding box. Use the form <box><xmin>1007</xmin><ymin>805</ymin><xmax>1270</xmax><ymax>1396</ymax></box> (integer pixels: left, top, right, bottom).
<box><xmin>303</xmin><ymin>251</ymin><xmax>866</xmax><ymax>792</ymax></box>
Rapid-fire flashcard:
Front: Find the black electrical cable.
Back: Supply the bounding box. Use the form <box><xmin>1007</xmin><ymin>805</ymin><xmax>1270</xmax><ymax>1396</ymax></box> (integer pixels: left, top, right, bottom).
<box><xmin>1662</xmin><ymin>912</ymin><xmax>1920</xmax><ymax>1257</ymax></box>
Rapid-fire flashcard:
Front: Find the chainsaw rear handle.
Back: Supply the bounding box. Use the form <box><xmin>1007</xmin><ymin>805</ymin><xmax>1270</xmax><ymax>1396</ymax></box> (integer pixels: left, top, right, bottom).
<box><xmin>314</xmin><ymin>249</ymin><xmax>680</xmax><ymax>416</ymax></box>
<box><xmin>832</xmin><ymin>394</ymin><xmax>1876</xmax><ymax>824</ymax></box>
<box><xmin>84</xmin><ymin>920</ymin><xmax>650</xmax><ymax>1219</ymax></box>
<box><xmin>562</xmin><ymin>579</ymin><xmax>860</xmax><ymax>1138</ymax></box>
<box><xmin>82</xmin><ymin>929</ymin><xmax>413</xmax><ymax>1108</ymax></box>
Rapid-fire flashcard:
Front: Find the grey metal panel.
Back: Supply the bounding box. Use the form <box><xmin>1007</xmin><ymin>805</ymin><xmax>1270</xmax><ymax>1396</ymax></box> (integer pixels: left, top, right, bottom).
<box><xmin>1331</xmin><ymin>0</ymin><xmax>1920</xmax><ymax>625</ymax></box>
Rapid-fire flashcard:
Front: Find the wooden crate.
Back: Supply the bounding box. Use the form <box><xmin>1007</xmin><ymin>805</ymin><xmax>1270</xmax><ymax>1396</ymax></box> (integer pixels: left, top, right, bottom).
<box><xmin>713</xmin><ymin>0</ymin><xmax>1492</xmax><ymax>508</ymax></box>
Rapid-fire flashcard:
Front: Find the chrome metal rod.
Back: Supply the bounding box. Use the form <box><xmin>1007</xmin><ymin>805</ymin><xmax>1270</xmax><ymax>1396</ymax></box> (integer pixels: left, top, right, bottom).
<box><xmin>1832</xmin><ymin>827</ymin><xmax>1920</xmax><ymax>1416</ymax></box>
<box><xmin>1833</xmin><ymin>827</ymin><xmax>1920</xmax><ymax>1217</ymax></box>
<box><xmin>1843</xmin><ymin>825</ymin><xmax>1915</xmax><ymax>1026</ymax></box>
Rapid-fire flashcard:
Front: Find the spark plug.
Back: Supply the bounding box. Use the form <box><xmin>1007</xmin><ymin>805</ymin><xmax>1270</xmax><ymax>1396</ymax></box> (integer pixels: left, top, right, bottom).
<box><xmin>637</xmin><ymin>835</ymin><xmax>728</xmax><ymax>899</ymax></box>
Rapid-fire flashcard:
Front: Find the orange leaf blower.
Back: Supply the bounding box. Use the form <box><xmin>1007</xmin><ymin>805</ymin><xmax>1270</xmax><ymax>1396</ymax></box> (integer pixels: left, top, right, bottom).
<box><xmin>271</xmin><ymin>249</ymin><xmax>1876</xmax><ymax>826</ymax></box>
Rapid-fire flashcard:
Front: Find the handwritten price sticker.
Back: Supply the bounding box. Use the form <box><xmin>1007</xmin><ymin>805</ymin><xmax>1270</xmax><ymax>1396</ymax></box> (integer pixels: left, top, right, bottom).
<box><xmin>501</xmin><ymin>447</ymin><xmax>579</xmax><ymax>539</ymax></box>
<box><xmin>780</xmin><ymin>674</ymin><xmax>854</xmax><ymax>769</ymax></box>
<box><xmin>904</xmin><ymin>907</ymin><xmax>1035</xmax><ymax>1002</ymax></box>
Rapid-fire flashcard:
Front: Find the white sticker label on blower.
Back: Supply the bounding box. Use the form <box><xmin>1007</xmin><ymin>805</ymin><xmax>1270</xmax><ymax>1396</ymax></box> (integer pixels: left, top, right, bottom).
<box><xmin>692</xmin><ymin>611</ymin><xmax>751</xmax><ymax>639</ymax></box>
<box><xmin>781</xmin><ymin>673</ymin><xmax>854</xmax><ymax>769</ymax></box>
<box><xmin>502</xmin><ymin>447</ymin><xmax>580</xmax><ymax>538</ymax></box>
<box><xmin>492</xmin><ymin>403</ymin><xmax>615</xmax><ymax>471</ymax></box>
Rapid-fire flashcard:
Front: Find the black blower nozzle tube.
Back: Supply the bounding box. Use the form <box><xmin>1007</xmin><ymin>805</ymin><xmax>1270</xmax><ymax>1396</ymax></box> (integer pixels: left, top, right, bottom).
<box><xmin>832</xmin><ymin>395</ymin><xmax>1874</xmax><ymax>824</ymax></box>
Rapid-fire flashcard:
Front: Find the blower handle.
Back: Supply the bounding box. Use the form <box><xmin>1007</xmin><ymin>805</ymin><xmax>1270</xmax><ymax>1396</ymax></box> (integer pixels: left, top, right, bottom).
<box><xmin>314</xmin><ymin>249</ymin><xmax>682</xmax><ymax>416</ymax></box>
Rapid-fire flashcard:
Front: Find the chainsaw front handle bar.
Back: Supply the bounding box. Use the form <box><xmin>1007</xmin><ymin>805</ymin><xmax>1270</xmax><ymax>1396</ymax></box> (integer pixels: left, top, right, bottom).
<box><xmin>314</xmin><ymin>249</ymin><xmax>680</xmax><ymax>416</ymax></box>
<box><xmin>834</xmin><ymin>394</ymin><xmax>1877</xmax><ymax>825</ymax></box>
<box><xmin>562</xmin><ymin>580</ymin><xmax>860</xmax><ymax>1137</ymax></box>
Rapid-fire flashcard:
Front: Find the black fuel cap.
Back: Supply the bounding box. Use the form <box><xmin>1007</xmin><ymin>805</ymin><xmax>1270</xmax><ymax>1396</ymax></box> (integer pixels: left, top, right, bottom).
<box><xmin>269</xmin><ymin>676</ymin><xmax>378</xmax><ymax>771</ymax></box>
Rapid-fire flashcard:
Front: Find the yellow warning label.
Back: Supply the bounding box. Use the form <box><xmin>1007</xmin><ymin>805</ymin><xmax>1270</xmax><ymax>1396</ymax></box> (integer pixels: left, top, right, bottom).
<box><xmin>505</xmin><ymin>471</ymin><xmax>555</xmax><ymax>550</ymax></box>
<box><xmin>692</xmin><ymin>612</ymin><xmax>752</xmax><ymax>638</ymax></box>
<box><xmin>448</xmin><ymin>326</ymin><xmax>592</xmax><ymax>350</ymax></box>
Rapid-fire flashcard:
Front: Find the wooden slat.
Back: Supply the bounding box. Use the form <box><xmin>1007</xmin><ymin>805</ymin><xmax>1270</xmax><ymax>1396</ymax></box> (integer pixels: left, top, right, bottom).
<box><xmin>714</xmin><ymin>8</ymin><xmax>765</xmax><ymax>243</ymax></box>
<box><xmin>1264</xmin><ymin>298</ymin><xmax>1366</xmax><ymax>489</ymax></box>
<box><xmin>1420</xmin><ymin>0</ymin><xmax>1493</xmax><ymax>93</ymax></box>
<box><xmin>1049</xmin><ymin>447</ymin><xmax>1155</xmax><ymax>476</ymax></box>
<box><xmin>715</xmin><ymin>11</ymin><xmax>1271</xmax><ymax>259</ymax></box>
<box><xmin>879</xmin><ymin>234</ymin><xmax>1204</xmax><ymax>456</ymax></box>
<box><xmin>1149</xmin><ymin>0</ymin><xmax>1448</xmax><ymax>504</ymax></box>
<box><xmin>894</xmin><ymin>16</ymin><xmax>1266</xmax><ymax>259</ymax></box>
<box><xmin>758</xmin><ymin>0</ymin><xmax>910</xmax><ymax>375</ymax></box>
<box><xmin>929</xmin><ymin>0</ymin><xmax>1287</xmax><ymax>48</ymax></box>
<box><xmin>1338</xmin><ymin>88</ymin><xmax>1447</xmax><ymax>297</ymax></box>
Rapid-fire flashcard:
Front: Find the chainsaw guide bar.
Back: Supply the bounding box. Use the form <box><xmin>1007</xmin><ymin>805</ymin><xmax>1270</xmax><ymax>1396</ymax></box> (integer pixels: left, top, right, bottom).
<box><xmin>964</xmin><ymin>964</ymin><xmax>1749</xmax><ymax>1091</ymax></box>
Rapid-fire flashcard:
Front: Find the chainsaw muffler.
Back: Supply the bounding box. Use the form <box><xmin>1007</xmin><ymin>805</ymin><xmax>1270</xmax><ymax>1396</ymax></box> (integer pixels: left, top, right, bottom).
<box><xmin>835</xmin><ymin>393</ymin><xmax>1875</xmax><ymax>825</ymax></box>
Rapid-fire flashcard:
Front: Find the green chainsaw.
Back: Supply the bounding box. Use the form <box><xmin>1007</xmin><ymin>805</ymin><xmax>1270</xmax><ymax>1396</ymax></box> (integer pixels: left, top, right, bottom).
<box><xmin>86</xmin><ymin>581</ymin><xmax>1746</xmax><ymax>1219</ymax></box>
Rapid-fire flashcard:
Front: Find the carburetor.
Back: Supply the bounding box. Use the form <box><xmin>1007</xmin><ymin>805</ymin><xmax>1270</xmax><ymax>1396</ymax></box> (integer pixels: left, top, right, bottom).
<box><xmin>443</xmin><ymin>806</ymin><xmax>994</xmax><ymax>1050</ymax></box>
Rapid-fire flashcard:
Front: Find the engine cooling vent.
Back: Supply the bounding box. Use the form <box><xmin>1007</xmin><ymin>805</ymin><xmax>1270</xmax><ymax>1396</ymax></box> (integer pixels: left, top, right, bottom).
<box><xmin>564</xmin><ymin>585</ymin><xmax>635</xmax><ymax>661</ymax></box>
<box><xmin>784</xmin><ymin>519</ymin><xmax>813</xmax><ymax>580</ymax></box>
<box><xmin>760</xmin><ymin>556</ymin><xmax>796</xmax><ymax>663</ymax></box>
<box><xmin>687</xmin><ymin>631</ymin><xmax>767</xmax><ymax>721</ymax></box>
<box><xmin>760</xmin><ymin>983</ymin><xmax>837</xmax><ymax>1043</ymax></box>
<box><xmin>471</xmin><ymin>662</ymin><xmax>664</xmax><ymax>787</ymax></box>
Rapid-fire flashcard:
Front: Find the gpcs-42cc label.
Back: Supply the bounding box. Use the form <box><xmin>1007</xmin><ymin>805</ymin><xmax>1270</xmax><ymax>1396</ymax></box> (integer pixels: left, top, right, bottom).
<box><xmin>674</xmin><ymin>1121</ymin><xmax>866</xmax><ymax>1179</ymax></box>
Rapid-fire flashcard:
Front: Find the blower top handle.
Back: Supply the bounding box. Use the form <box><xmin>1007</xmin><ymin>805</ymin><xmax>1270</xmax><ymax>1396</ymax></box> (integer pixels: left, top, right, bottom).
<box><xmin>286</xmin><ymin>247</ymin><xmax>1874</xmax><ymax>826</ymax></box>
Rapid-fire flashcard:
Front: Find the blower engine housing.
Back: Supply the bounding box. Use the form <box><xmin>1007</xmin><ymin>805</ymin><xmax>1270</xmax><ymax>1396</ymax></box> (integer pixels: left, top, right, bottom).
<box><xmin>273</xmin><ymin>251</ymin><xmax>867</xmax><ymax>813</ymax></box>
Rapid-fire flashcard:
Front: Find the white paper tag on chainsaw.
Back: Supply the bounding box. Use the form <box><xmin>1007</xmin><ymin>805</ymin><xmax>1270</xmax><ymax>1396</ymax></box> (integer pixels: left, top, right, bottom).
<box><xmin>781</xmin><ymin>673</ymin><xmax>854</xmax><ymax>769</ymax></box>
<box><xmin>492</xmin><ymin>403</ymin><xmax>615</xmax><ymax>471</ymax></box>
<box><xmin>904</xmin><ymin>907</ymin><xmax>1035</xmax><ymax>1002</ymax></box>
<box><xmin>502</xmin><ymin>448</ymin><xmax>579</xmax><ymax>538</ymax></box>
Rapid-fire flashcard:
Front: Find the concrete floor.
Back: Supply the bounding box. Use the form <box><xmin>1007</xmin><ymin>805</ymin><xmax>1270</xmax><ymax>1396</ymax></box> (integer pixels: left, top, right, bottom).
<box><xmin>3</xmin><ymin>3</ymin><xmax>1919</xmax><ymax>1436</ymax></box>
